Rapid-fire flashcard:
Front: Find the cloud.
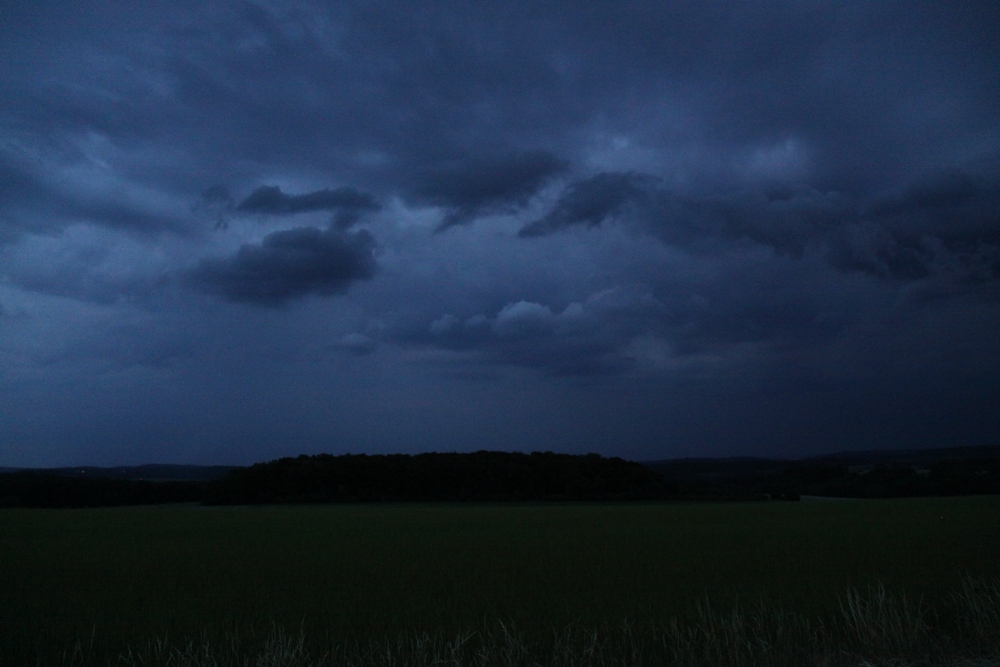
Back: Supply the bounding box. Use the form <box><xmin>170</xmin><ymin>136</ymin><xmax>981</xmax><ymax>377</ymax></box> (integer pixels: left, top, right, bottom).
<box><xmin>870</xmin><ymin>169</ymin><xmax>983</xmax><ymax>217</ymax></box>
<box><xmin>516</xmin><ymin>168</ymin><xmax>1000</xmax><ymax>288</ymax></box>
<box><xmin>0</xmin><ymin>151</ymin><xmax>51</xmax><ymax>239</ymax></box>
<box><xmin>415</xmin><ymin>151</ymin><xmax>569</xmax><ymax>230</ymax></box>
<box><xmin>195</xmin><ymin>185</ymin><xmax>235</xmax><ymax>230</ymax></box>
<box><xmin>336</xmin><ymin>332</ymin><xmax>378</xmax><ymax>356</ymax></box>
<box><xmin>0</xmin><ymin>141</ymin><xmax>191</xmax><ymax>240</ymax></box>
<box><xmin>0</xmin><ymin>224</ymin><xmax>176</xmax><ymax>304</ymax></box>
<box><xmin>700</xmin><ymin>174</ymin><xmax>1000</xmax><ymax>286</ymax></box>
<box><xmin>518</xmin><ymin>172</ymin><xmax>840</xmax><ymax>250</ymax></box>
<box><xmin>492</xmin><ymin>301</ymin><xmax>556</xmax><ymax>337</ymax></box>
<box><xmin>518</xmin><ymin>172</ymin><xmax>655</xmax><ymax>237</ymax></box>
<box><xmin>828</xmin><ymin>224</ymin><xmax>1000</xmax><ymax>286</ymax></box>
<box><xmin>236</xmin><ymin>185</ymin><xmax>379</xmax><ymax>216</ymax></box>
<box><xmin>188</xmin><ymin>226</ymin><xmax>377</xmax><ymax>306</ymax></box>
<box><xmin>407</xmin><ymin>289</ymin><xmax>669</xmax><ymax>376</ymax></box>
<box><xmin>39</xmin><ymin>322</ymin><xmax>196</xmax><ymax>370</ymax></box>
<box><xmin>4</xmin><ymin>2</ymin><xmax>1000</xmax><ymax>462</ymax></box>
<box><xmin>829</xmin><ymin>170</ymin><xmax>1000</xmax><ymax>284</ymax></box>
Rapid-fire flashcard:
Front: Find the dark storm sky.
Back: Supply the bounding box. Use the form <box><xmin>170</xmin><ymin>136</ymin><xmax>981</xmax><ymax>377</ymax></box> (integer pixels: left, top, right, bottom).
<box><xmin>2</xmin><ymin>2</ymin><xmax>999</xmax><ymax>466</ymax></box>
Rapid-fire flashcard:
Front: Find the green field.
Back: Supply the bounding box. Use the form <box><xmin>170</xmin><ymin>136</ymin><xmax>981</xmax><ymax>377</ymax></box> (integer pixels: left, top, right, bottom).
<box><xmin>1</xmin><ymin>497</ymin><xmax>999</xmax><ymax>665</ymax></box>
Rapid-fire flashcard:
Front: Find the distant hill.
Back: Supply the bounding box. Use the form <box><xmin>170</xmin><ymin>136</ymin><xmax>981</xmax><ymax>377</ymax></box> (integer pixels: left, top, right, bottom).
<box><xmin>0</xmin><ymin>465</ymin><xmax>233</xmax><ymax>508</ymax></box>
<box><xmin>0</xmin><ymin>464</ymin><xmax>235</xmax><ymax>481</ymax></box>
<box><xmin>0</xmin><ymin>473</ymin><xmax>206</xmax><ymax>508</ymax></box>
<box><xmin>204</xmin><ymin>451</ymin><xmax>670</xmax><ymax>504</ymax></box>
<box><xmin>643</xmin><ymin>444</ymin><xmax>1000</xmax><ymax>500</ymax></box>
<box><xmin>812</xmin><ymin>444</ymin><xmax>1000</xmax><ymax>465</ymax></box>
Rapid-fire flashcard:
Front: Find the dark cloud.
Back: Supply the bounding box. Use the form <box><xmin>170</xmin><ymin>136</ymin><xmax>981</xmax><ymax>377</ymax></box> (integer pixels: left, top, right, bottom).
<box><xmin>518</xmin><ymin>172</ymin><xmax>656</xmax><ymax>237</ymax></box>
<box><xmin>700</xmin><ymin>174</ymin><xmax>1000</xmax><ymax>286</ymax></box>
<box><xmin>829</xmin><ymin>170</ymin><xmax>1000</xmax><ymax>283</ymax></box>
<box><xmin>415</xmin><ymin>151</ymin><xmax>568</xmax><ymax>230</ymax></box>
<box><xmin>694</xmin><ymin>185</ymin><xmax>849</xmax><ymax>256</ymax></box>
<box><xmin>3</xmin><ymin>2</ymin><xmax>1000</xmax><ymax>464</ymax></box>
<box><xmin>188</xmin><ymin>226</ymin><xmax>376</xmax><ymax>306</ymax></box>
<box><xmin>392</xmin><ymin>164</ymin><xmax>1000</xmax><ymax>379</ymax></box>
<box><xmin>518</xmin><ymin>168</ymin><xmax>1000</xmax><ymax>288</ymax></box>
<box><xmin>826</xmin><ymin>224</ymin><xmax>933</xmax><ymax>281</ymax></box>
<box><xmin>195</xmin><ymin>184</ymin><xmax>378</xmax><ymax>232</ymax></box>
<box><xmin>236</xmin><ymin>185</ymin><xmax>379</xmax><ymax>216</ymax></box>
<box><xmin>517</xmin><ymin>174</ymin><xmax>844</xmax><ymax>250</ymax></box>
<box><xmin>867</xmin><ymin>170</ymin><xmax>1000</xmax><ymax>245</ymax></box>
<box><xmin>828</xmin><ymin>226</ymin><xmax>1000</xmax><ymax>286</ymax></box>
<box><xmin>870</xmin><ymin>169</ymin><xmax>983</xmax><ymax>217</ymax></box>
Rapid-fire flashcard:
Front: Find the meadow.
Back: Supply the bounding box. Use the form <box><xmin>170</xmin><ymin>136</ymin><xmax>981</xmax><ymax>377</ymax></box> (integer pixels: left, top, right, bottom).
<box><xmin>1</xmin><ymin>497</ymin><xmax>999</xmax><ymax>665</ymax></box>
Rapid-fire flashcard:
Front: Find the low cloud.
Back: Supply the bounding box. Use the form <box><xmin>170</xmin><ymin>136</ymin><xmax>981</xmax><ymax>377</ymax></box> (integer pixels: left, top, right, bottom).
<box><xmin>518</xmin><ymin>172</ymin><xmax>656</xmax><ymax>237</ymax></box>
<box><xmin>188</xmin><ymin>226</ymin><xmax>377</xmax><ymax>306</ymax></box>
<box><xmin>416</xmin><ymin>151</ymin><xmax>568</xmax><ymax>231</ymax></box>
<box><xmin>236</xmin><ymin>185</ymin><xmax>379</xmax><ymax>216</ymax></box>
<box><xmin>408</xmin><ymin>289</ymin><xmax>668</xmax><ymax>376</ymax></box>
<box><xmin>492</xmin><ymin>301</ymin><xmax>556</xmax><ymax>337</ymax></box>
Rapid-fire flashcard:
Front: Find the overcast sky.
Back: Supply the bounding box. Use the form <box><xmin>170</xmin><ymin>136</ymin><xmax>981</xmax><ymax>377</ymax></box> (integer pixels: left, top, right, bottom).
<box><xmin>2</xmin><ymin>2</ymin><xmax>999</xmax><ymax>467</ymax></box>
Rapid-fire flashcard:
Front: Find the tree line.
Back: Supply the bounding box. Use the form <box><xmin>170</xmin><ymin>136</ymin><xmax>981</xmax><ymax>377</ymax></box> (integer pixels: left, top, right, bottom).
<box><xmin>2</xmin><ymin>449</ymin><xmax>998</xmax><ymax>507</ymax></box>
<box><xmin>203</xmin><ymin>451</ymin><xmax>670</xmax><ymax>504</ymax></box>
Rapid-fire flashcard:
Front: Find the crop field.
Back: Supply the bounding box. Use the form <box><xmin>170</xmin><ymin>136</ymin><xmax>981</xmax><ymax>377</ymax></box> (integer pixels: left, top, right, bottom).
<box><xmin>1</xmin><ymin>497</ymin><xmax>999</xmax><ymax>665</ymax></box>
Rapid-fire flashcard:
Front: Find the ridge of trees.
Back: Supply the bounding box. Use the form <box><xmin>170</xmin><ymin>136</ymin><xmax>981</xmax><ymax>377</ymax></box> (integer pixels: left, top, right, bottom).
<box><xmin>3</xmin><ymin>449</ymin><xmax>998</xmax><ymax>508</ymax></box>
<box><xmin>203</xmin><ymin>451</ymin><xmax>670</xmax><ymax>504</ymax></box>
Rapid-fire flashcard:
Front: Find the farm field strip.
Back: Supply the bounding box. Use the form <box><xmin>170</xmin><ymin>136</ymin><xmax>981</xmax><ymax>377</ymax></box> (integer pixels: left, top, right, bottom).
<box><xmin>1</xmin><ymin>497</ymin><xmax>998</xmax><ymax>664</ymax></box>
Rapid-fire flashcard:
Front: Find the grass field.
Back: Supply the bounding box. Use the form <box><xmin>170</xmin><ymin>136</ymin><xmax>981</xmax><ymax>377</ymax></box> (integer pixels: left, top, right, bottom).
<box><xmin>1</xmin><ymin>497</ymin><xmax>999</xmax><ymax>665</ymax></box>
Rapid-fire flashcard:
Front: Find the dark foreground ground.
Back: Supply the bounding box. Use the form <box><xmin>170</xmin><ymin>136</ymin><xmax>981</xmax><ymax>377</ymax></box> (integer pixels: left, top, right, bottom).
<box><xmin>1</xmin><ymin>497</ymin><xmax>998</xmax><ymax>665</ymax></box>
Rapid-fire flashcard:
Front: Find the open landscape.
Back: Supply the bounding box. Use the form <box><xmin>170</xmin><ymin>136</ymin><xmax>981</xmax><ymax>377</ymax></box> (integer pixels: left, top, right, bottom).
<box><xmin>4</xmin><ymin>2</ymin><xmax>1000</xmax><ymax>665</ymax></box>
<box><xmin>2</xmin><ymin>496</ymin><xmax>998</xmax><ymax>666</ymax></box>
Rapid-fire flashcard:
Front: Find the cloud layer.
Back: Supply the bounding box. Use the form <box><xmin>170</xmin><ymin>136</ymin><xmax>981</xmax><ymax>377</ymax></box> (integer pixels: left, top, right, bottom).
<box><xmin>1</xmin><ymin>1</ymin><xmax>998</xmax><ymax>465</ymax></box>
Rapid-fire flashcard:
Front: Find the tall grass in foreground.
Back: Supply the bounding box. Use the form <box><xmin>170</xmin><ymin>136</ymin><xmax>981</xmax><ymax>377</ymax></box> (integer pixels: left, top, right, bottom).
<box><xmin>62</xmin><ymin>578</ymin><xmax>1000</xmax><ymax>667</ymax></box>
